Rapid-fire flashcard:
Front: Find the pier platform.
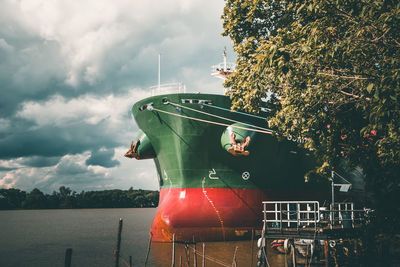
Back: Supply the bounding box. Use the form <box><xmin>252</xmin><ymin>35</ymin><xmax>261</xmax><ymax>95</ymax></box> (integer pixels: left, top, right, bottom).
<box><xmin>257</xmin><ymin>200</ymin><xmax>372</xmax><ymax>266</ymax></box>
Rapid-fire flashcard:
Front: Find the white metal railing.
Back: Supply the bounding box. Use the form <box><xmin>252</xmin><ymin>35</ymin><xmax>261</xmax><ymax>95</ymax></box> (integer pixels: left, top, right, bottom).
<box><xmin>262</xmin><ymin>201</ymin><xmax>371</xmax><ymax>231</ymax></box>
<box><xmin>263</xmin><ymin>201</ymin><xmax>320</xmax><ymax>230</ymax></box>
<box><xmin>320</xmin><ymin>202</ymin><xmax>370</xmax><ymax>228</ymax></box>
<box><xmin>150</xmin><ymin>83</ymin><xmax>186</xmax><ymax>96</ymax></box>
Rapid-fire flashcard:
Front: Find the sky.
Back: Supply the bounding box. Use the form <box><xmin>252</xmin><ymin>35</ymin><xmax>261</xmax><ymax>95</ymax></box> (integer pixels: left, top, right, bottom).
<box><xmin>0</xmin><ymin>0</ymin><xmax>235</xmax><ymax>193</ymax></box>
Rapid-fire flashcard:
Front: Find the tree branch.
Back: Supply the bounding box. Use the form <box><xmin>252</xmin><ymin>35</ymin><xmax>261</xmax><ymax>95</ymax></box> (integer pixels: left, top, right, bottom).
<box><xmin>339</xmin><ymin>90</ymin><xmax>370</xmax><ymax>101</ymax></box>
<box><xmin>317</xmin><ymin>72</ymin><xmax>369</xmax><ymax>80</ymax></box>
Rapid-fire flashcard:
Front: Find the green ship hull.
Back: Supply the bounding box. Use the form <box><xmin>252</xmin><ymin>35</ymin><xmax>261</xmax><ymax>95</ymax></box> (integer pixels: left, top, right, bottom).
<box><xmin>131</xmin><ymin>93</ymin><xmax>330</xmax><ymax>242</ymax></box>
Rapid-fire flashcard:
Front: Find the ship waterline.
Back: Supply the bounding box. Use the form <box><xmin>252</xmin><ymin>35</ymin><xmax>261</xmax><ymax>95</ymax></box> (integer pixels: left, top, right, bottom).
<box><xmin>151</xmin><ymin>187</ymin><xmax>330</xmax><ymax>242</ymax></box>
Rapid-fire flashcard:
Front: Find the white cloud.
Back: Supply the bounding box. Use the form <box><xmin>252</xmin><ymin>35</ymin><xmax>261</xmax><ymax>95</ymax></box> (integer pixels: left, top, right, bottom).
<box><xmin>8</xmin><ymin>89</ymin><xmax>161</xmax><ymax>192</ymax></box>
<box><xmin>0</xmin><ymin>172</ymin><xmax>16</xmax><ymax>189</ymax></box>
<box><xmin>0</xmin><ymin>148</ymin><xmax>159</xmax><ymax>192</ymax></box>
<box><xmin>16</xmin><ymin>88</ymin><xmax>149</xmax><ymax>128</ymax></box>
<box><xmin>111</xmin><ymin>147</ymin><xmax>159</xmax><ymax>190</ymax></box>
<box><xmin>0</xmin><ymin>153</ymin><xmax>105</xmax><ymax>192</ymax></box>
<box><xmin>0</xmin><ymin>167</ymin><xmax>41</xmax><ymax>190</ymax></box>
<box><xmin>0</xmin><ymin>158</ymin><xmax>22</xmax><ymax>170</ymax></box>
<box><xmin>0</xmin><ymin>38</ymin><xmax>14</xmax><ymax>52</ymax></box>
<box><xmin>9</xmin><ymin>0</ymin><xmax>226</xmax><ymax>87</ymax></box>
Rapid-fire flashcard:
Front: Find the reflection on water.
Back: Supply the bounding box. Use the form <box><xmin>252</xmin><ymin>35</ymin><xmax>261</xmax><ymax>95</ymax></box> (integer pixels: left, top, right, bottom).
<box><xmin>148</xmin><ymin>240</ymin><xmax>288</xmax><ymax>267</ymax></box>
<box><xmin>0</xmin><ymin>208</ymin><xmax>312</xmax><ymax>267</ymax></box>
<box><xmin>0</xmin><ymin>208</ymin><xmax>157</xmax><ymax>267</ymax></box>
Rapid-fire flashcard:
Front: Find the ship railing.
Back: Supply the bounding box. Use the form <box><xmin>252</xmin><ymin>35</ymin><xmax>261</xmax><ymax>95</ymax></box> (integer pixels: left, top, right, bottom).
<box><xmin>262</xmin><ymin>201</ymin><xmax>372</xmax><ymax>232</ymax></box>
<box><xmin>211</xmin><ymin>62</ymin><xmax>236</xmax><ymax>74</ymax></box>
<box><xmin>320</xmin><ymin>202</ymin><xmax>372</xmax><ymax>229</ymax></box>
<box><xmin>262</xmin><ymin>201</ymin><xmax>320</xmax><ymax>232</ymax></box>
<box><xmin>150</xmin><ymin>82</ymin><xmax>186</xmax><ymax>96</ymax></box>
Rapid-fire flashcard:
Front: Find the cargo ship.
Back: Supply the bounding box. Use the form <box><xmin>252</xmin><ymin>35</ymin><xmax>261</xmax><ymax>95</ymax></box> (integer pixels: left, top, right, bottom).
<box><xmin>125</xmin><ymin>53</ymin><xmax>334</xmax><ymax>242</ymax></box>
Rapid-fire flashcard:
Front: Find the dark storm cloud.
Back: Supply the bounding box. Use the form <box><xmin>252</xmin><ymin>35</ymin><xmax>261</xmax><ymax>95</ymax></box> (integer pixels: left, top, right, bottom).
<box><xmin>20</xmin><ymin>156</ymin><xmax>61</xmax><ymax>168</ymax></box>
<box><xmin>56</xmin><ymin>158</ymin><xmax>89</xmax><ymax>176</ymax></box>
<box><xmin>0</xmin><ymin>30</ymin><xmax>68</xmax><ymax>116</ymax></box>
<box><xmin>0</xmin><ymin>167</ymin><xmax>15</xmax><ymax>171</ymax></box>
<box><xmin>0</xmin><ymin>116</ymin><xmax>120</xmax><ymax>160</ymax></box>
<box><xmin>85</xmin><ymin>148</ymin><xmax>120</xmax><ymax>168</ymax></box>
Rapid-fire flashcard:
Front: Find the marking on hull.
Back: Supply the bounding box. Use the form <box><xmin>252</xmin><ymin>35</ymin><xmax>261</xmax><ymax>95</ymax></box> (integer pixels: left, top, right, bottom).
<box><xmin>201</xmin><ymin>177</ymin><xmax>225</xmax><ymax>240</ymax></box>
<box><xmin>242</xmin><ymin>171</ymin><xmax>250</xmax><ymax>180</ymax></box>
<box><xmin>287</xmin><ymin>135</ymin><xmax>307</xmax><ymax>143</ymax></box>
<box><xmin>163</xmin><ymin>169</ymin><xmax>172</xmax><ymax>193</ymax></box>
<box><xmin>209</xmin><ymin>168</ymin><xmax>219</xmax><ymax>180</ymax></box>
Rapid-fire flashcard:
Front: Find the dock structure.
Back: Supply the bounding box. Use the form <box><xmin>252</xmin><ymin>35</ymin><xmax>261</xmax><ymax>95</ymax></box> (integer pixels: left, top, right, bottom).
<box><xmin>257</xmin><ymin>200</ymin><xmax>372</xmax><ymax>267</ymax></box>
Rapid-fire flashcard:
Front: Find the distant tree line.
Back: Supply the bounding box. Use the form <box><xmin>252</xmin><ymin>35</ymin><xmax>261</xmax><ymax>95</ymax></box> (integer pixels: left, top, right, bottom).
<box><xmin>0</xmin><ymin>186</ymin><xmax>159</xmax><ymax>210</ymax></box>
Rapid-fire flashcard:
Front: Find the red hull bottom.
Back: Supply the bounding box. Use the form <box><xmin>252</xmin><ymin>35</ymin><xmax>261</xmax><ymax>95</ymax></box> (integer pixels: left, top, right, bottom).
<box><xmin>150</xmin><ymin>188</ymin><xmax>328</xmax><ymax>242</ymax></box>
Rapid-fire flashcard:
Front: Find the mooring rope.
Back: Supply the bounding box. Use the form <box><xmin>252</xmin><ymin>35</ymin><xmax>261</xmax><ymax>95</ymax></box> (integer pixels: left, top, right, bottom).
<box><xmin>203</xmin><ymin>103</ymin><xmax>268</xmax><ymax>120</ymax></box>
<box><xmin>167</xmin><ymin>101</ymin><xmax>274</xmax><ymax>133</ymax></box>
<box><xmin>188</xmin><ymin>244</ymin><xmax>231</xmax><ymax>267</ymax></box>
<box><xmin>151</xmin><ymin>107</ymin><xmax>274</xmax><ymax>135</ymax></box>
<box><xmin>118</xmin><ymin>253</ymin><xmax>131</xmax><ymax>267</ymax></box>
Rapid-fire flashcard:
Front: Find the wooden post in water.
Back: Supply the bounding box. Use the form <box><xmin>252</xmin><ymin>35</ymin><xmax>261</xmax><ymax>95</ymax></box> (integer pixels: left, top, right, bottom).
<box><xmin>171</xmin><ymin>234</ymin><xmax>175</xmax><ymax>267</ymax></box>
<box><xmin>193</xmin><ymin>236</ymin><xmax>197</xmax><ymax>267</ymax></box>
<box><xmin>114</xmin><ymin>218</ymin><xmax>123</xmax><ymax>267</ymax></box>
<box><xmin>305</xmin><ymin>244</ymin><xmax>309</xmax><ymax>267</ymax></box>
<box><xmin>324</xmin><ymin>241</ymin><xmax>329</xmax><ymax>267</ymax></box>
<box><xmin>291</xmin><ymin>240</ymin><xmax>296</xmax><ymax>267</ymax></box>
<box><xmin>64</xmin><ymin>248</ymin><xmax>72</xmax><ymax>267</ymax></box>
<box><xmin>250</xmin><ymin>229</ymin><xmax>254</xmax><ymax>267</ymax></box>
<box><xmin>129</xmin><ymin>256</ymin><xmax>132</xmax><ymax>267</ymax></box>
<box><xmin>232</xmin><ymin>246</ymin><xmax>238</xmax><ymax>267</ymax></box>
<box><xmin>202</xmin><ymin>243</ymin><xmax>205</xmax><ymax>267</ymax></box>
<box><xmin>184</xmin><ymin>244</ymin><xmax>190</xmax><ymax>267</ymax></box>
<box><xmin>144</xmin><ymin>232</ymin><xmax>153</xmax><ymax>267</ymax></box>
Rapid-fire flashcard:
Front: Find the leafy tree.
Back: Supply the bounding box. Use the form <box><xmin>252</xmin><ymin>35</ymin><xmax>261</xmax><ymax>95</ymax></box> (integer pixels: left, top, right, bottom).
<box><xmin>222</xmin><ymin>0</ymin><xmax>399</xmax><ymax>232</ymax></box>
<box><xmin>145</xmin><ymin>191</ymin><xmax>159</xmax><ymax>207</ymax></box>
<box><xmin>0</xmin><ymin>188</ymin><xmax>26</xmax><ymax>209</ymax></box>
<box><xmin>23</xmin><ymin>188</ymin><xmax>48</xmax><ymax>209</ymax></box>
<box><xmin>0</xmin><ymin>188</ymin><xmax>159</xmax><ymax>209</ymax></box>
<box><xmin>58</xmin><ymin>186</ymin><xmax>72</xmax><ymax>199</ymax></box>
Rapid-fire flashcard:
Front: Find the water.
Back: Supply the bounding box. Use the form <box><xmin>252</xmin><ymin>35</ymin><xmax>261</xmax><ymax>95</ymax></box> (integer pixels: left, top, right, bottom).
<box><xmin>0</xmin><ymin>208</ymin><xmax>288</xmax><ymax>267</ymax></box>
<box><xmin>0</xmin><ymin>208</ymin><xmax>155</xmax><ymax>267</ymax></box>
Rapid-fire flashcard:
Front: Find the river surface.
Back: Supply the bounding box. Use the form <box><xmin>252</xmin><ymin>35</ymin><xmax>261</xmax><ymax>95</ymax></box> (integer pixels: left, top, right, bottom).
<box><xmin>0</xmin><ymin>208</ymin><xmax>291</xmax><ymax>267</ymax></box>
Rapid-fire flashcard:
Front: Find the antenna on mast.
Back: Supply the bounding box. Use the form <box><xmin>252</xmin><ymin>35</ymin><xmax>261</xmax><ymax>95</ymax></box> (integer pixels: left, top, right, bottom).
<box><xmin>158</xmin><ymin>53</ymin><xmax>161</xmax><ymax>91</ymax></box>
<box><xmin>223</xmin><ymin>47</ymin><xmax>227</xmax><ymax>71</ymax></box>
<box><xmin>211</xmin><ymin>47</ymin><xmax>235</xmax><ymax>93</ymax></box>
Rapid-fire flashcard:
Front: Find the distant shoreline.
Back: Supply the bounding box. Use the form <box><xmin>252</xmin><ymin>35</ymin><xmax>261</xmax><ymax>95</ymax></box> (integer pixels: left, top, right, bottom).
<box><xmin>0</xmin><ymin>187</ymin><xmax>159</xmax><ymax>210</ymax></box>
<box><xmin>0</xmin><ymin>207</ymin><xmax>158</xmax><ymax>211</ymax></box>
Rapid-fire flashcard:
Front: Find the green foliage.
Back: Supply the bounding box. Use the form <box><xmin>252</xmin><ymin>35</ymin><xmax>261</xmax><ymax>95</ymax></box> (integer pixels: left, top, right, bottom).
<box><xmin>0</xmin><ymin>187</ymin><xmax>159</xmax><ymax>210</ymax></box>
<box><xmin>0</xmin><ymin>188</ymin><xmax>26</xmax><ymax>209</ymax></box>
<box><xmin>23</xmin><ymin>188</ymin><xmax>47</xmax><ymax>209</ymax></box>
<box><xmin>223</xmin><ymin>0</ymin><xmax>400</xmax><ymax>231</ymax></box>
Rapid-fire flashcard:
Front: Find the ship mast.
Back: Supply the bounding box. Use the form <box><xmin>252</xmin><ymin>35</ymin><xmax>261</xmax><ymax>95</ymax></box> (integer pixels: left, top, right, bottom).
<box><xmin>223</xmin><ymin>48</ymin><xmax>227</xmax><ymax>71</ymax></box>
<box><xmin>158</xmin><ymin>53</ymin><xmax>161</xmax><ymax>91</ymax></box>
<box><xmin>151</xmin><ymin>53</ymin><xmax>185</xmax><ymax>96</ymax></box>
<box><xmin>211</xmin><ymin>47</ymin><xmax>235</xmax><ymax>94</ymax></box>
